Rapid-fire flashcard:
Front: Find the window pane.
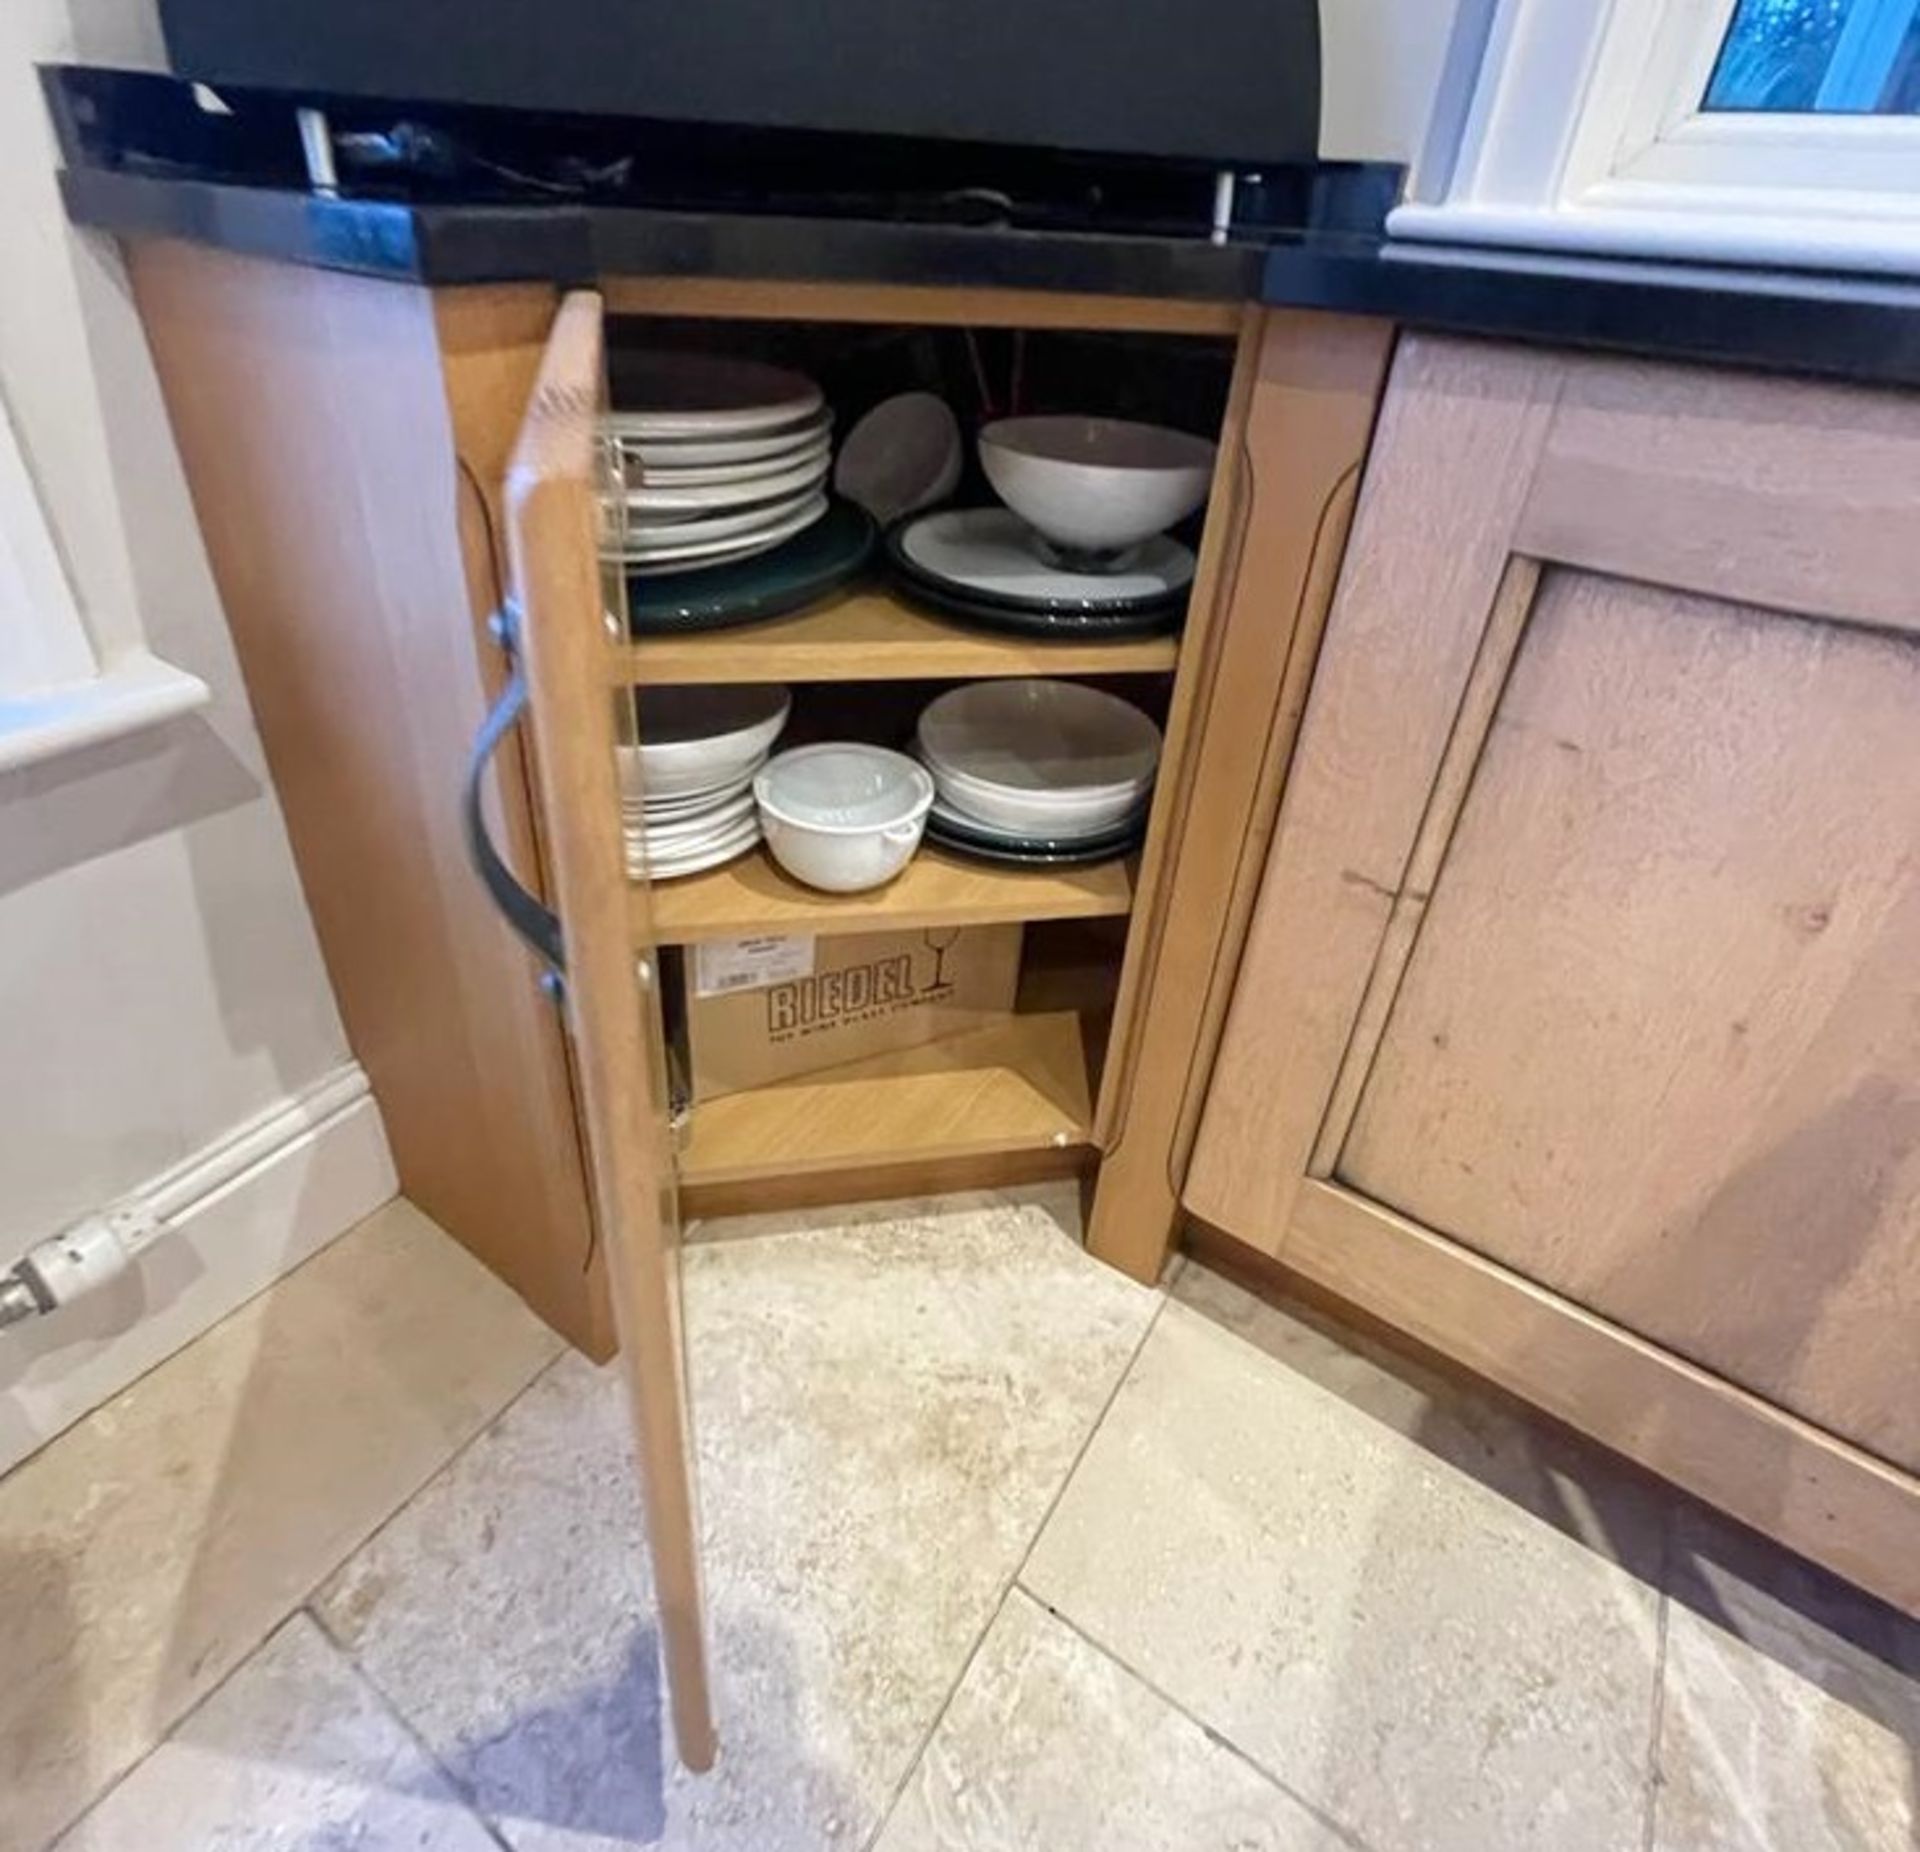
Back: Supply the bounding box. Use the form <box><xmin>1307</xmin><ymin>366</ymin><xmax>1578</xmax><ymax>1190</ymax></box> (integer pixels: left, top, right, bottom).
<box><xmin>1706</xmin><ymin>0</ymin><xmax>1920</xmax><ymax>112</ymax></box>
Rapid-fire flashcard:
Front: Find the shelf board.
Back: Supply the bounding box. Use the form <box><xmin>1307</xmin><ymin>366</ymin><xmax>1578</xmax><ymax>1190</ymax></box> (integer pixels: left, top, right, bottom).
<box><xmin>641</xmin><ymin>844</ymin><xmax>1133</xmax><ymax>944</ymax></box>
<box><xmin>676</xmin><ymin>1009</ymin><xmax>1093</xmax><ymax>1188</ymax></box>
<box><xmin>601</xmin><ymin>274</ymin><xmax>1244</xmax><ymax>337</ymax></box>
<box><xmin>614</xmin><ymin>587</ymin><xmax>1180</xmax><ymax>685</ymax></box>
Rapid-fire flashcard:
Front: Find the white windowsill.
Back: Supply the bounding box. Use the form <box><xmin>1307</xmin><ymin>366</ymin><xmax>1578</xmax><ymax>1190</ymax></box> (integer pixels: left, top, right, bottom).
<box><xmin>1388</xmin><ymin>197</ymin><xmax>1920</xmax><ymax>281</ymax></box>
<box><xmin>0</xmin><ymin>650</ymin><xmax>211</xmax><ymax>775</ymax></box>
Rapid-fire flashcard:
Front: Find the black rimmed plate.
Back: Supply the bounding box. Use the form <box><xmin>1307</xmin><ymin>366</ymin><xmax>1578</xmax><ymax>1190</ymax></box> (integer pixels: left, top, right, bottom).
<box><xmin>891</xmin><ymin>508</ymin><xmax>1195</xmax><ymax>611</ymax></box>
<box><xmin>882</xmin><ymin>507</ymin><xmax>1189</xmax><ymax>640</ymax></box>
<box><xmin>625</xmin><ymin>499</ymin><xmax>876</xmax><ymax>635</ymax></box>
<box><xmin>889</xmin><ymin>574</ymin><xmax>1186</xmax><ymax>640</ymax></box>
<box><xmin>925</xmin><ymin>811</ymin><xmax>1147</xmax><ymax>867</ymax></box>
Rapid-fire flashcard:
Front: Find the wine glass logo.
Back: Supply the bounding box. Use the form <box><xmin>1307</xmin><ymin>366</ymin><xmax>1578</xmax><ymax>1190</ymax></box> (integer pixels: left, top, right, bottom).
<box><xmin>923</xmin><ymin>928</ymin><xmax>962</xmax><ymax>992</ymax></box>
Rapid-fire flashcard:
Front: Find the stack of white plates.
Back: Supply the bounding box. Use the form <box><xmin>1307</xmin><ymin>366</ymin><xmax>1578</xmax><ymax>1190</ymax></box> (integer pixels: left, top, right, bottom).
<box><xmin>618</xmin><ymin>684</ymin><xmax>791</xmax><ymax>879</ymax></box>
<box><xmin>915</xmin><ymin>680</ymin><xmax>1161</xmax><ymax>865</ymax></box>
<box><xmin>602</xmin><ymin>354</ymin><xmax>833</xmax><ymax>576</ymax></box>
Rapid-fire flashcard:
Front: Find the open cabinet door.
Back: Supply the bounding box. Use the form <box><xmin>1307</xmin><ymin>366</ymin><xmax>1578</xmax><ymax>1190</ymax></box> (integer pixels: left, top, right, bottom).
<box><xmin>499</xmin><ymin>291</ymin><xmax>717</xmax><ymax>1769</ymax></box>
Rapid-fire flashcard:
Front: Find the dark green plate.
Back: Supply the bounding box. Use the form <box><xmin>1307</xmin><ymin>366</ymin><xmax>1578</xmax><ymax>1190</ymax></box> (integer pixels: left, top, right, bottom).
<box><xmin>925</xmin><ymin>815</ymin><xmax>1146</xmax><ymax>867</ymax></box>
<box><xmin>886</xmin><ymin>569</ymin><xmax>1185</xmax><ymax>641</ymax></box>
<box><xmin>626</xmin><ymin>499</ymin><xmax>876</xmax><ymax>634</ymax></box>
<box><xmin>882</xmin><ymin>524</ymin><xmax>1185</xmax><ymax>641</ymax></box>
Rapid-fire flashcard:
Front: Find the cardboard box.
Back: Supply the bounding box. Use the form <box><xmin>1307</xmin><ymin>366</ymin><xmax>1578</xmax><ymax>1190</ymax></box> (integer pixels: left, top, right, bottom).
<box><xmin>683</xmin><ymin>925</ymin><xmax>1023</xmax><ymax>1101</ymax></box>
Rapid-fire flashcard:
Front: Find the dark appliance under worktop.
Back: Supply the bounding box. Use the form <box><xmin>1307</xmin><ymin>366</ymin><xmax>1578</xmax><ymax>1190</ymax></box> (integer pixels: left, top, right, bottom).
<box><xmin>155</xmin><ymin>0</ymin><xmax>1321</xmax><ymax>169</ymax></box>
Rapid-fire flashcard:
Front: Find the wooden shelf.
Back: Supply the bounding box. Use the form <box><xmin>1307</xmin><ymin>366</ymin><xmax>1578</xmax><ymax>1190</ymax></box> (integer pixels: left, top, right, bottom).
<box><xmin>615</xmin><ymin>588</ymin><xmax>1180</xmax><ymax>685</ymax></box>
<box><xmin>641</xmin><ymin>844</ymin><xmax>1134</xmax><ymax>944</ymax></box>
<box><xmin>676</xmin><ymin>1010</ymin><xmax>1093</xmax><ymax>1188</ymax></box>
<box><xmin>601</xmin><ymin>274</ymin><xmax>1245</xmax><ymax>337</ymax></box>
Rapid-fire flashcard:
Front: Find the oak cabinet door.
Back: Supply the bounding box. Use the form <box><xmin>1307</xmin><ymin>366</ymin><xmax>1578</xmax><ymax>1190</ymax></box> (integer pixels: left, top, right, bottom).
<box><xmin>1185</xmin><ymin>335</ymin><xmax>1920</xmax><ymax>1603</ymax></box>
<box><xmin>502</xmin><ymin>292</ymin><xmax>716</xmax><ymax>1769</ymax></box>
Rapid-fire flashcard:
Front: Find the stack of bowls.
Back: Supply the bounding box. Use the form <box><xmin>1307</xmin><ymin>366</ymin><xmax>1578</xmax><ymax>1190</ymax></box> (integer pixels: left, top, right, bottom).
<box><xmin>915</xmin><ymin>680</ymin><xmax>1162</xmax><ymax>867</ymax></box>
<box><xmin>602</xmin><ymin>353</ymin><xmax>833</xmax><ymax>576</ymax></box>
<box><xmin>619</xmin><ymin>685</ymin><xmax>791</xmax><ymax>879</ymax></box>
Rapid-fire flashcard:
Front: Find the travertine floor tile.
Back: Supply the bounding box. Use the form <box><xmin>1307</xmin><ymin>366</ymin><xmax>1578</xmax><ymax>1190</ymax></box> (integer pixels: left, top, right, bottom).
<box><xmin>0</xmin><ymin>1199</ymin><xmax>561</xmax><ymax>1850</ymax></box>
<box><xmin>314</xmin><ymin>1191</ymin><xmax>1158</xmax><ymax>1851</ymax></box>
<box><xmin>53</xmin><ymin>1614</ymin><xmax>498</xmax><ymax>1851</ymax></box>
<box><xmin>684</xmin><ymin>1177</ymin><xmax>1083</xmax><ymax>1248</ymax></box>
<box><xmin>1653</xmin><ymin>1507</ymin><xmax>1920</xmax><ymax>1850</ymax></box>
<box><xmin>1023</xmin><ymin>1266</ymin><xmax>1663</xmax><ymax>1852</ymax></box>
<box><xmin>1172</xmin><ymin>1261</ymin><xmax>1667</xmax><ymax>1579</ymax></box>
<box><xmin>315</xmin><ymin>1350</ymin><xmax>670</xmax><ymax>1850</ymax></box>
<box><xmin>874</xmin><ymin>1588</ymin><xmax>1347</xmax><ymax>1852</ymax></box>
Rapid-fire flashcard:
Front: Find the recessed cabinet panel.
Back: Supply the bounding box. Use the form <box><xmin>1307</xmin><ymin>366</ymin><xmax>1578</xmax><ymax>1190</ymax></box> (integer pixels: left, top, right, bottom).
<box><xmin>1337</xmin><ymin>567</ymin><xmax>1920</xmax><ymax>1473</ymax></box>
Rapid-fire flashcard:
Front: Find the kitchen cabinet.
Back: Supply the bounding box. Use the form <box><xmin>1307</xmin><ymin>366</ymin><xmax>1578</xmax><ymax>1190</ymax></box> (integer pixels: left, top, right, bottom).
<box><xmin>1186</xmin><ymin>332</ymin><xmax>1920</xmax><ymax>1614</ymax></box>
<box><xmin>119</xmin><ymin>241</ymin><xmax>1393</xmax><ymax>1762</ymax></box>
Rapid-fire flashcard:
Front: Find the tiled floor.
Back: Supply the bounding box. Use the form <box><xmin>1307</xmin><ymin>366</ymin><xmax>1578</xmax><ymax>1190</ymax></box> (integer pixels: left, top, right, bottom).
<box><xmin>4</xmin><ymin>1190</ymin><xmax>1915</xmax><ymax>1850</ymax></box>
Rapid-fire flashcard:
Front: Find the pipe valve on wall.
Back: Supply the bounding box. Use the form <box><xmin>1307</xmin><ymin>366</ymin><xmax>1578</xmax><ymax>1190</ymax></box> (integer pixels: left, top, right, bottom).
<box><xmin>0</xmin><ymin>1203</ymin><xmax>164</xmax><ymax>1329</ymax></box>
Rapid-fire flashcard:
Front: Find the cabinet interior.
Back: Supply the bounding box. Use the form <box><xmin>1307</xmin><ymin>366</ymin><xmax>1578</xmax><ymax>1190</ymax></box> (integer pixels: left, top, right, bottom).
<box><xmin>605</xmin><ymin>313</ymin><xmax>1236</xmax><ymax>1211</ymax></box>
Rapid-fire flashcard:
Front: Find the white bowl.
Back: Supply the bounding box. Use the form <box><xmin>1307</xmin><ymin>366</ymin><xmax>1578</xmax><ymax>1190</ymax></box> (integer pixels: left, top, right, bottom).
<box><xmin>930</xmin><ymin>763</ymin><xmax>1151</xmax><ymax>837</ymax></box>
<box><xmin>834</xmin><ymin>392</ymin><xmax>963</xmax><ymax>525</ymax></box>
<box><xmin>754</xmin><ymin>744</ymin><xmax>934</xmax><ymax>893</ymax></box>
<box><xmin>979</xmin><ymin>416</ymin><xmax>1217</xmax><ymax>557</ymax></box>
<box><xmin>917</xmin><ymin>680</ymin><xmax>1162</xmax><ymax>836</ymax></box>
<box><xmin>627</xmin><ymin>685</ymin><xmax>791</xmax><ymax>800</ymax></box>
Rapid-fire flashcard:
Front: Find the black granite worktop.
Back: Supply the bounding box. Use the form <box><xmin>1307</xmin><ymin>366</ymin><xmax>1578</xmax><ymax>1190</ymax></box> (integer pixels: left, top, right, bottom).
<box><xmin>58</xmin><ymin>165</ymin><xmax>1274</xmax><ymax>304</ymax></box>
<box><xmin>50</xmin><ymin>60</ymin><xmax>1920</xmax><ymax>390</ymax></box>
<box><xmin>1261</xmin><ymin>233</ymin><xmax>1920</xmax><ymax>391</ymax></box>
<box><xmin>62</xmin><ymin>165</ymin><xmax>1920</xmax><ymax>392</ymax></box>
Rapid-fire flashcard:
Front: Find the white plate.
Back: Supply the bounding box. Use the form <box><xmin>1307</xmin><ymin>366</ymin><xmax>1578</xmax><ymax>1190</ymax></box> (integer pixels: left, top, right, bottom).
<box><xmin>624</xmin><ymin>496</ymin><xmax>828</xmax><ymax>574</ymax></box>
<box><xmin>624</xmin><ymin>808</ymin><xmax>759</xmax><ymax>843</ymax></box>
<box><xmin>624</xmin><ymin>807</ymin><xmax>761</xmax><ymax>847</ymax></box>
<box><xmin>606</xmin><ymin>409</ymin><xmax>834</xmax><ymax>470</ymax></box>
<box><xmin>625</xmin><ymin>770</ymin><xmax>761</xmax><ymax>822</ymax></box>
<box><xmin>641</xmin><ymin>789</ymin><xmax>758</xmax><ymax>843</ymax></box>
<box><xmin>624</xmin><ymin>434</ymin><xmax>833</xmax><ymax>491</ymax></box>
<box><xmin>619</xmin><ymin>447</ymin><xmax>831</xmax><ymax>517</ymax></box>
<box><xmin>603</xmin><ymin>353</ymin><xmax>823</xmax><ymax>438</ymax></box>
<box><xmin>834</xmin><ymin>392</ymin><xmax>961</xmax><ymax>524</ymax></box>
<box><xmin>637</xmin><ymin>790</ymin><xmax>756</xmax><ymax>832</ymax></box>
<box><xmin>626</xmin><ymin>820</ymin><xmax>762</xmax><ymax>880</ymax></box>
<box><xmin>627</xmin><ymin>795</ymin><xmax>755</xmax><ymax>831</ymax></box>
<box><xmin>929</xmin><ymin>792</ymin><xmax>1149</xmax><ymax>844</ymax></box>
<box><xmin>899</xmin><ymin>507</ymin><xmax>1195</xmax><ymax>606</ymax></box>
<box><xmin>625</xmin><ymin>481</ymin><xmax>826</xmax><ymax>548</ymax></box>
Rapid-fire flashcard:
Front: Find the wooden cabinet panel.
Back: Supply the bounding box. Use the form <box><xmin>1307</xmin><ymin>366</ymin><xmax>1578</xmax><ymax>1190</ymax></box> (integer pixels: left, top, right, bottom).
<box><xmin>1182</xmin><ymin>335</ymin><xmax>1566</xmax><ymax>1244</ymax></box>
<box><xmin>504</xmin><ymin>294</ymin><xmax>714</xmax><ymax>1769</ymax></box>
<box><xmin>1187</xmin><ymin>333</ymin><xmax>1920</xmax><ymax>1609</ymax></box>
<box><xmin>1340</xmin><ymin>568</ymin><xmax>1920</xmax><ymax>1472</ymax></box>
<box><xmin>129</xmin><ymin>244</ymin><xmax>608</xmax><ymax>1355</ymax></box>
<box><xmin>1081</xmin><ymin>310</ymin><xmax>1395</xmax><ymax>1281</ymax></box>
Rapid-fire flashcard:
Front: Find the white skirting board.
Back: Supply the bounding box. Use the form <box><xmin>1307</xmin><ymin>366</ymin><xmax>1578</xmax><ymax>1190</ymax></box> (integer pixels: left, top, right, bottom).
<box><xmin>0</xmin><ymin>1063</ymin><xmax>397</xmax><ymax>1477</ymax></box>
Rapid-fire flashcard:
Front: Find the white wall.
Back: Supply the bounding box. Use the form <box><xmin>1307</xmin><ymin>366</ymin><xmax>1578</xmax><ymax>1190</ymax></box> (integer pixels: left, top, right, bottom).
<box><xmin>1319</xmin><ymin>0</ymin><xmax>1462</xmax><ymax>162</ymax></box>
<box><xmin>1</xmin><ymin>0</ymin><xmax>393</xmax><ymax>1468</ymax></box>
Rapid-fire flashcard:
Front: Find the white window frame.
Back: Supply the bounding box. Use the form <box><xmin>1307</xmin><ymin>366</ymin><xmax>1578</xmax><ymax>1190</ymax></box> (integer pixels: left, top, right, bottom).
<box><xmin>0</xmin><ymin>387</ymin><xmax>206</xmax><ymax>775</ymax></box>
<box><xmin>1394</xmin><ymin>0</ymin><xmax>1920</xmax><ymax>277</ymax></box>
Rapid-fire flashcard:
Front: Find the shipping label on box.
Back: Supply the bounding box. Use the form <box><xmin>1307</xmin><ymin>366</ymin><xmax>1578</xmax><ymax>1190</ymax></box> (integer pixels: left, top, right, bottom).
<box><xmin>693</xmin><ymin>934</ymin><xmax>817</xmax><ymax>998</ymax></box>
<box><xmin>684</xmin><ymin>924</ymin><xmax>1022</xmax><ymax>1101</ymax></box>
